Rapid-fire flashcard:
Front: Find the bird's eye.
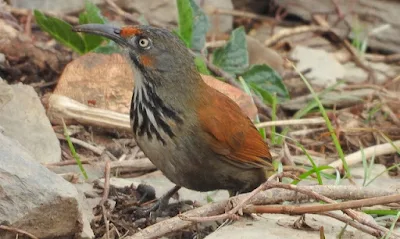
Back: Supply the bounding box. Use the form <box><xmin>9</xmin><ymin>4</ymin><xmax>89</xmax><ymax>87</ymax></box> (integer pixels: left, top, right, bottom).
<box><xmin>138</xmin><ymin>37</ymin><xmax>151</xmax><ymax>49</ymax></box>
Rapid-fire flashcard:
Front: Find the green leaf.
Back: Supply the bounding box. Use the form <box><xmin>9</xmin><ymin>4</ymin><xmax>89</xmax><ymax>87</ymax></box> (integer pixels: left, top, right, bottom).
<box><xmin>241</xmin><ymin>64</ymin><xmax>289</xmax><ymax>104</ymax></box>
<box><xmin>93</xmin><ymin>41</ymin><xmax>121</xmax><ymax>54</ymax></box>
<box><xmin>189</xmin><ymin>0</ymin><xmax>210</xmax><ymax>53</ymax></box>
<box><xmin>79</xmin><ymin>1</ymin><xmax>107</xmax><ymax>52</ymax></box>
<box><xmin>212</xmin><ymin>27</ymin><xmax>248</xmax><ymax>75</ymax></box>
<box><xmin>34</xmin><ymin>10</ymin><xmax>86</xmax><ymax>54</ymax></box>
<box><xmin>194</xmin><ymin>56</ymin><xmax>211</xmax><ymax>75</ymax></box>
<box><xmin>176</xmin><ymin>0</ymin><xmax>193</xmax><ymax>47</ymax></box>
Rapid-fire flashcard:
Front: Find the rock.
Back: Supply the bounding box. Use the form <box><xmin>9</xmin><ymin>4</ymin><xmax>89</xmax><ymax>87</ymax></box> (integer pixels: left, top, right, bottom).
<box><xmin>75</xmin><ymin>183</ymin><xmax>97</xmax><ymax>239</ymax></box>
<box><xmin>0</xmin><ymin>80</ymin><xmax>61</xmax><ymax>163</ymax></box>
<box><xmin>290</xmin><ymin>46</ymin><xmax>345</xmax><ymax>87</ymax></box>
<box><xmin>54</xmin><ymin>53</ymin><xmax>133</xmax><ymax>115</ymax></box>
<box><xmin>10</xmin><ymin>0</ymin><xmax>104</xmax><ymax>13</ymax></box>
<box><xmin>0</xmin><ymin>133</ymin><xmax>83</xmax><ymax>238</ymax></box>
<box><xmin>205</xmin><ymin>214</ymin><xmax>375</xmax><ymax>239</ymax></box>
<box><xmin>246</xmin><ymin>36</ymin><xmax>284</xmax><ymax>74</ymax></box>
<box><xmin>101</xmin><ymin>172</ymin><xmax>229</xmax><ymax>205</ymax></box>
<box><xmin>54</xmin><ymin>53</ymin><xmax>257</xmax><ymax>119</ymax></box>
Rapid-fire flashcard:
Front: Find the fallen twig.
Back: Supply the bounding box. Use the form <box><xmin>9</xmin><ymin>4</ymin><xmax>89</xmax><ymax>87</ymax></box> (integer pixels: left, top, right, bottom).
<box><xmin>328</xmin><ymin>140</ymin><xmax>400</xmax><ymax>172</ymax></box>
<box><xmin>264</xmin><ymin>25</ymin><xmax>329</xmax><ymax>47</ymax></box>
<box><xmin>255</xmin><ymin>117</ymin><xmax>325</xmax><ymax>128</ymax></box>
<box><xmin>320</xmin><ymin>212</ymin><xmax>380</xmax><ymax>237</ymax></box>
<box><xmin>365</xmin><ymin>53</ymin><xmax>400</xmax><ymax>63</ymax></box>
<box><xmin>0</xmin><ymin>225</ymin><xmax>39</xmax><ymax>239</ymax></box>
<box><xmin>56</xmin><ymin>133</ymin><xmax>104</xmax><ymax>155</ymax></box>
<box><xmin>127</xmin><ymin>185</ymin><xmax>397</xmax><ymax>239</ymax></box>
<box><xmin>245</xmin><ymin>194</ymin><xmax>400</xmax><ymax>214</ymax></box>
<box><xmin>183</xmin><ymin>181</ymin><xmax>395</xmax><ymax>238</ymax></box>
<box><xmin>100</xmin><ymin>161</ymin><xmax>111</xmax><ymax>239</ymax></box>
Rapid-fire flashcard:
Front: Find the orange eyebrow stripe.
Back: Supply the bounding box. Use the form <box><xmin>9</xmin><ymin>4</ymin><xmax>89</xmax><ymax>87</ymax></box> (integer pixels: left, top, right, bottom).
<box><xmin>120</xmin><ymin>26</ymin><xmax>141</xmax><ymax>37</ymax></box>
<box><xmin>140</xmin><ymin>55</ymin><xmax>154</xmax><ymax>67</ymax></box>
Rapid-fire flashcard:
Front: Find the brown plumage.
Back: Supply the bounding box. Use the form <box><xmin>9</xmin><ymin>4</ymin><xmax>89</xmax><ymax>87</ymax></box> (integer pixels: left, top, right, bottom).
<box><xmin>73</xmin><ymin>24</ymin><xmax>274</xmax><ymax>204</ymax></box>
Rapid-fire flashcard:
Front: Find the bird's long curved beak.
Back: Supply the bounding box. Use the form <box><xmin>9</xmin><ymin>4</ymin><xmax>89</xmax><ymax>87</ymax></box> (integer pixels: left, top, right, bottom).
<box><xmin>72</xmin><ymin>24</ymin><xmax>129</xmax><ymax>47</ymax></box>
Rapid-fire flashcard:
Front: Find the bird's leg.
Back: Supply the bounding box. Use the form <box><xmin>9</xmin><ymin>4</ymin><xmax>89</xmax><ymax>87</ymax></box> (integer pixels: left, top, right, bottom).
<box><xmin>136</xmin><ymin>185</ymin><xmax>181</xmax><ymax>218</ymax></box>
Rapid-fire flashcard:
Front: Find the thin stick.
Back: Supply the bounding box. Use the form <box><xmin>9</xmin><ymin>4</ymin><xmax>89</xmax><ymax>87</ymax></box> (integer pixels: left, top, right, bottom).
<box><xmin>245</xmin><ymin>194</ymin><xmax>400</xmax><ymax>214</ymax></box>
<box><xmin>321</xmin><ymin>212</ymin><xmax>380</xmax><ymax>237</ymax></box>
<box><xmin>0</xmin><ymin>225</ymin><xmax>39</xmax><ymax>239</ymax></box>
<box><xmin>100</xmin><ymin>161</ymin><xmax>111</xmax><ymax>239</ymax></box>
<box><xmin>56</xmin><ymin>133</ymin><xmax>104</xmax><ymax>155</ymax></box>
<box><xmin>182</xmin><ymin>182</ymin><xmax>396</xmax><ymax>237</ymax></box>
<box><xmin>255</xmin><ymin>117</ymin><xmax>325</xmax><ymax>128</ymax></box>
<box><xmin>264</xmin><ymin>25</ymin><xmax>329</xmax><ymax>47</ymax></box>
<box><xmin>128</xmin><ymin>186</ymin><xmax>397</xmax><ymax>239</ymax></box>
<box><xmin>328</xmin><ymin>140</ymin><xmax>400</xmax><ymax>172</ymax></box>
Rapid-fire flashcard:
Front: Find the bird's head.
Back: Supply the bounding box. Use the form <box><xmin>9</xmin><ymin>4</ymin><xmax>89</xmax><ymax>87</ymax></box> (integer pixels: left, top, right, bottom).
<box><xmin>72</xmin><ymin>24</ymin><xmax>200</xmax><ymax>87</ymax></box>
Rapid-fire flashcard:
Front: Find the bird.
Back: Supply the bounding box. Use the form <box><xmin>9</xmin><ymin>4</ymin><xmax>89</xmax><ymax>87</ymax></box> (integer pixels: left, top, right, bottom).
<box><xmin>72</xmin><ymin>24</ymin><xmax>273</xmax><ymax>212</ymax></box>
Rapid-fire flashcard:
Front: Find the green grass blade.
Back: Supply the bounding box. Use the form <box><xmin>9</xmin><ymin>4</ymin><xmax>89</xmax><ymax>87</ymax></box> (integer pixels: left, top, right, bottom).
<box><xmin>291</xmin><ymin>62</ymin><xmax>350</xmax><ymax>178</ymax></box>
<box><xmin>62</xmin><ymin>119</ymin><xmax>88</xmax><ymax>180</ymax></box>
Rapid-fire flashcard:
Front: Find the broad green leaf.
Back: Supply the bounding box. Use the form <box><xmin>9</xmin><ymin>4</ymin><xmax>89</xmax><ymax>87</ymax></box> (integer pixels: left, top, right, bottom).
<box><xmin>176</xmin><ymin>0</ymin><xmax>193</xmax><ymax>47</ymax></box>
<box><xmin>194</xmin><ymin>56</ymin><xmax>211</xmax><ymax>75</ymax></box>
<box><xmin>189</xmin><ymin>0</ymin><xmax>210</xmax><ymax>53</ymax></box>
<box><xmin>93</xmin><ymin>41</ymin><xmax>121</xmax><ymax>54</ymax></box>
<box><xmin>79</xmin><ymin>1</ymin><xmax>107</xmax><ymax>52</ymax></box>
<box><xmin>242</xmin><ymin>64</ymin><xmax>289</xmax><ymax>104</ymax></box>
<box><xmin>83</xmin><ymin>0</ymin><xmax>107</xmax><ymax>24</ymax></box>
<box><xmin>212</xmin><ymin>27</ymin><xmax>248</xmax><ymax>75</ymax></box>
<box><xmin>34</xmin><ymin>10</ymin><xmax>86</xmax><ymax>54</ymax></box>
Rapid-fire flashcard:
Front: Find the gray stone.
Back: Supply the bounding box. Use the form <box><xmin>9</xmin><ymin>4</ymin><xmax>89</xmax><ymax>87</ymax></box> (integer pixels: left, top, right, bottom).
<box><xmin>10</xmin><ymin>0</ymin><xmax>104</xmax><ymax>13</ymax></box>
<box><xmin>75</xmin><ymin>183</ymin><xmax>96</xmax><ymax>239</ymax></box>
<box><xmin>205</xmin><ymin>214</ymin><xmax>375</xmax><ymax>239</ymax></box>
<box><xmin>290</xmin><ymin>46</ymin><xmax>345</xmax><ymax>87</ymax></box>
<box><xmin>0</xmin><ymin>80</ymin><xmax>61</xmax><ymax>163</ymax></box>
<box><xmin>0</xmin><ymin>133</ymin><xmax>83</xmax><ymax>238</ymax></box>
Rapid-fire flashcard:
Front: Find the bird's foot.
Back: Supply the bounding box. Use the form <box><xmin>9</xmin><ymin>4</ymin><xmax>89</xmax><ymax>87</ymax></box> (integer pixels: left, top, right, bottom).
<box><xmin>134</xmin><ymin>185</ymin><xmax>181</xmax><ymax>219</ymax></box>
